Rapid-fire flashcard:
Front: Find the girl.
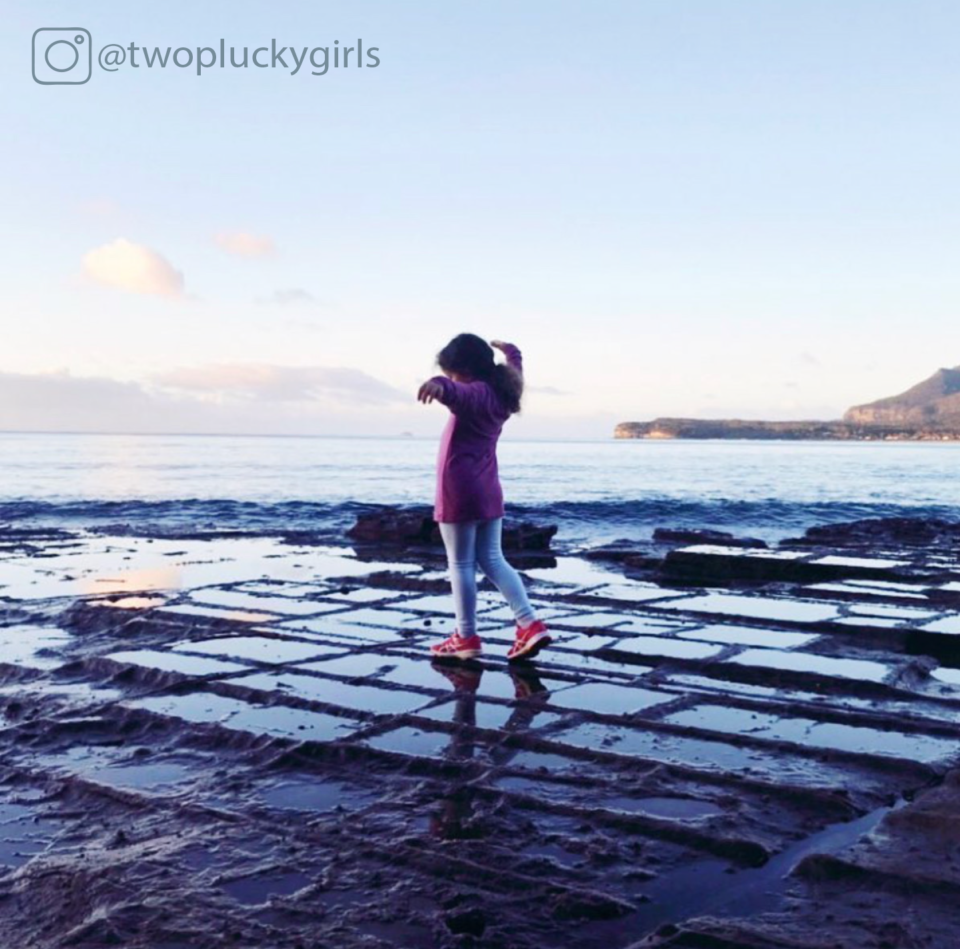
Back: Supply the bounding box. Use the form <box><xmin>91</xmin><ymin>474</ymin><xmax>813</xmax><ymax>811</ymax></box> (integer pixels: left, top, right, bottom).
<box><xmin>418</xmin><ymin>334</ymin><xmax>551</xmax><ymax>662</ymax></box>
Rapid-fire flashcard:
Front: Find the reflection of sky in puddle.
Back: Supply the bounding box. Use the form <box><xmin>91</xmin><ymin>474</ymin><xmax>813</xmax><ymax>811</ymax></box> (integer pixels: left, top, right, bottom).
<box><xmin>677</xmin><ymin>625</ymin><xmax>818</xmax><ymax>650</ymax></box>
<box><xmin>189</xmin><ymin>588</ymin><xmax>347</xmax><ymax>616</ymax></box>
<box><xmin>278</xmin><ymin>617</ymin><xmax>413</xmax><ymax>644</ymax></box>
<box><xmin>812</xmin><ymin>555</ymin><xmax>909</xmax><ymax>569</ymax></box>
<box><xmin>106</xmin><ymin>649</ymin><xmax>250</xmax><ymax>676</ymax></box>
<box><xmin>298</xmin><ymin>652</ymin><xmax>446</xmax><ymax>690</ymax></box>
<box><xmin>234</xmin><ymin>671</ymin><xmax>433</xmax><ymax>715</ymax></box>
<box><xmin>602</xmin><ymin>795</ymin><xmax>723</xmax><ymax>820</ymax></box>
<box><xmin>415</xmin><ymin>698</ymin><xmax>562</xmax><ymax>732</ymax></box>
<box><xmin>362</xmin><ymin>726</ymin><xmax>453</xmax><ymax>757</ymax></box>
<box><xmin>0</xmin><ymin>799</ymin><xmax>64</xmax><ymax>868</ymax></box>
<box><xmin>550</xmin><ymin>720</ymin><xmax>876</xmax><ymax>786</ymax></box>
<box><xmin>657</xmin><ymin>594</ymin><xmax>839</xmax><ymax>624</ymax></box>
<box><xmin>173</xmin><ymin>635</ymin><xmax>344</xmax><ymax>665</ymax></box>
<box><xmin>548</xmin><ymin>681</ymin><xmax>673</xmax><ymax>715</ymax></box>
<box><xmin>524</xmin><ymin>558</ymin><xmax>620</xmax><ymax>587</ymax></box>
<box><xmin>666</xmin><ymin>705</ymin><xmax>957</xmax><ymax>763</ymax></box>
<box><xmin>159</xmin><ymin>604</ymin><xmax>279</xmax><ymax>624</ymax></box>
<box><xmin>922</xmin><ymin>616</ymin><xmax>960</xmax><ymax>635</ymax></box>
<box><xmin>848</xmin><ymin>604</ymin><xmax>939</xmax><ymax>621</ymax></box>
<box><xmin>808</xmin><ymin>581</ymin><xmax>928</xmax><ymax>600</ymax></box>
<box><xmin>0</xmin><ymin>625</ymin><xmax>71</xmax><ymax>669</ymax></box>
<box><xmin>127</xmin><ymin>692</ymin><xmax>360</xmax><ymax>741</ymax></box>
<box><xmin>1</xmin><ymin>537</ymin><xmax>420</xmax><ymax>604</ymax></box>
<box><xmin>257</xmin><ymin>777</ymin><xmax>366</xmax><ymax>812</ymax></box>
<box><xmin>37</xmin><ymin>746</ymin><xmax>194</xmax><ymax>791</ymax></box>
<box><xmin>586</xmin><ymin>583</ymin><xmax>689</xmax><ymax>603</ymax></box>
<box><xmin>222</xmin><ymin>871</ymin><xmax>310</xmax><ymax>905</ymax></box>
<box><xmin>610</xmin><ymin>635</ymin><xmax>722</xmax><ymax>661</ymax></box>
<box><xmin>725</xmin><ymin>649</ymin><xmax>891</xmax><ymax>683</ymax></box>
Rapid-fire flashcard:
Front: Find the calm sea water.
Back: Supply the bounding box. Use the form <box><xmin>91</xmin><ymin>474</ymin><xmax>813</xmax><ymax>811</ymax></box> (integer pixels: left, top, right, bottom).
<box><xmin>0</xmin><ymin>433</ymin><xmax>957</xmax><ymax>547</ymax></box>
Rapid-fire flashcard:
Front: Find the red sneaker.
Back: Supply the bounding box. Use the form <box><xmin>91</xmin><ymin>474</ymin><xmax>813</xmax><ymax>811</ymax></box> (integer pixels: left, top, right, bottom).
<box><xmin>507</xmin><ymin>619</ymin><xmax>552</xmax><ymax>662</ymax></box>
<box><xmin>430</xmin><ymin>631</ymin><xmax>483</xmax><ymax>661</ymax></box>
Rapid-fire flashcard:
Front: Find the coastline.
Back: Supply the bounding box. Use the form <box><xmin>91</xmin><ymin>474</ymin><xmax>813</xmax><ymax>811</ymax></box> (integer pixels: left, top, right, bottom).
<box><xmin>615</xmin><ymin>419</ymin><xmax>960</xmax><ymax>441</ymax></box>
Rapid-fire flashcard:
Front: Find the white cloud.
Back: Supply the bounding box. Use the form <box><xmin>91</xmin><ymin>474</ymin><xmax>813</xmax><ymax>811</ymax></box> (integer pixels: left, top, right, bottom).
<box><xmin>152</xmin><ymin>363</ymin><xmax>407</xmax><ymax>405</ymax></box>
<box><xmin>215</xmin><ymin>231</ymin><xmax>276</xmax><ymax>258</ymax></box>
<box><xmin>0</xmin><ymin>368</ymin><xmax>613</xmax><ymax>438</ymax></box>
<box><xmin>82</xmin><ymin>239</ymin><xmax>185</xmax><ymax>298</ymax></box>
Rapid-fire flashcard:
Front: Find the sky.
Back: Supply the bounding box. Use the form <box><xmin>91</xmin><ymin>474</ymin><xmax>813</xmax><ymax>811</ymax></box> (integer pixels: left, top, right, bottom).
<box><xmin>3</xmin><ymin>0</ymin><xmax>960</xmax><ymax>439</ymax></box>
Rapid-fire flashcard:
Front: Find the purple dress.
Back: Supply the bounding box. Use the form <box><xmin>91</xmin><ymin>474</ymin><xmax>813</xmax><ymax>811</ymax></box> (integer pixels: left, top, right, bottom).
<box><xmin>430</xmin><ymin>344</ymin><xmax>523</xmax><ymax>524</ymax></box>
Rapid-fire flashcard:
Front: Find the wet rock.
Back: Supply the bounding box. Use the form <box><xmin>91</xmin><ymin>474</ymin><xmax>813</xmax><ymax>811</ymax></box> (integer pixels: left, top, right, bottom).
<box><xmin>347</xmin><ymin>505</ymin><xmax>557</xmax><ymax>552</ymax></box>
<box><xmin>653</xmin><ymin>528</ymin><xmax>769</xmax><ymax>549</ymax></box>
<box><xmin>790</xmin><ymin>516</ymin><xmax>960</xmax><ymax>548</ymax></box>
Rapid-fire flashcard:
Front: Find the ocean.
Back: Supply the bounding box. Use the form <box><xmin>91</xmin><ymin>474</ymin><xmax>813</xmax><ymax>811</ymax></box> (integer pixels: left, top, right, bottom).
<box><xmin>1</xmin><ymin>432</ymin><xmax>958</xmax><ymax>549</ymax></box>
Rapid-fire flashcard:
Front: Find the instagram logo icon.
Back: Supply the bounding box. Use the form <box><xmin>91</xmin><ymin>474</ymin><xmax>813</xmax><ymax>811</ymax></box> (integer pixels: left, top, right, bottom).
<box><xmin>32</xmin><ymin>28</ymin><xmax>92</xmax><ymax>84</ymax></box>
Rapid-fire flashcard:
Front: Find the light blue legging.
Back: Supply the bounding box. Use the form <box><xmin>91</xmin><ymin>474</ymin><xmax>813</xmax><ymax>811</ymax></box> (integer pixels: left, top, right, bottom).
<box><xmin>438</xmin><ymin>517</ymin><xmax>537</xmax><ymax>638</ymax></box>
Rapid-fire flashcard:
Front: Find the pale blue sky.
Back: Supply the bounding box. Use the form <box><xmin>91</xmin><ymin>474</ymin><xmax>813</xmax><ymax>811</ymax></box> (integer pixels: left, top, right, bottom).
<box><xmin>3</xmin><ymin>1</ymin><xmax>958</xmax><ymax>437</ymax></box>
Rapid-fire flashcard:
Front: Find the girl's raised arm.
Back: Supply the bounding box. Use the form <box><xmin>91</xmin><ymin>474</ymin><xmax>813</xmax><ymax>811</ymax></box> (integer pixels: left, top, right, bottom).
<box><xmin>490</xmin><ymin>340</ymin><xmax>523</xmax><ymax>373</ymax></box>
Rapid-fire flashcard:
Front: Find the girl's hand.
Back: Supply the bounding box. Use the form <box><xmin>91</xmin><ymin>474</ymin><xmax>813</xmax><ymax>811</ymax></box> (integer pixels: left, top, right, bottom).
<box><xmin>418</xmin><ymin>380</ymin><xmax>445</xmax><ymax>404</ymax></box>
<box><xmin>490</xmin><ymin>339</ymin><xmax>507</xmax><ymax>351</ymax></box>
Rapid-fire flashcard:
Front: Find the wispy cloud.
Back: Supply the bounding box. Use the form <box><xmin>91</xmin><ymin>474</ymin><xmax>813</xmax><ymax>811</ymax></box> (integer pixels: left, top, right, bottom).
<box><xmin>152</xmin><ymin>363</ymin><xmax>407</xmax><ymax>405</ymax></box>
<box><xmin>215</xmin><ymin>231</ymin><xmax>276</xmax><ymax>258</ymax></box>
<box><xmin>82</xmin><ymin>239</ymin><xmax>185</xmax><ymax>298</ymax></box>
<box><xmin>528</xmin><ymin>385</ymin><xmax>572</xmax><ymax>396</ymax></box>
<box><xmin>257</xmin><ymin>288</ymin><xmax>318</xmax><ymax>307</ymax></box>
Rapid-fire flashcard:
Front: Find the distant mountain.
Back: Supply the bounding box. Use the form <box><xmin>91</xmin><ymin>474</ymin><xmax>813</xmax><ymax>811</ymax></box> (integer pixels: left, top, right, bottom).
<box><xmin>616</xmin><ymin>366</ymin><xmax>960</xmax><ymax>440</ymax></box>
<box><xmin>844</xmin><ymin>366</ymin><xmax>960</xmax><ymax>429</ymax></box>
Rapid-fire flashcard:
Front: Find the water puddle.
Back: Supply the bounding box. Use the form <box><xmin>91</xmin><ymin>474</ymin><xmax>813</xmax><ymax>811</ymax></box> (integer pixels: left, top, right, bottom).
<box><xmin>664</xmin><ymin>705</ymin><xmax>957</xmax><ymax>763</ymax></box>
<box><xmin>657</xmin><ymin>594</ymin><xmax>840</xmax><ymax>624</ymax></box>
<box><xmin>257</xmin><ymin>777</ymin><xmax>367</xmax><ymax>812</ymax></box>
<box><xmin>724</xmin><ymin>649</ymin><xmax>892</xmax><ymax>683</ymax></box>
<box><xmin>812</xmin><ymin>555</ymin><xmax>909</xmax><ymax>570</ymax></box>
<box><xmin>547</xmin><ymin>682</ymin><xmax>674</xmax><ymax>716</ymax></box>
<box><xmin>189</xmin><ymin>588</ymin><xmax>345</xmax><ymax>617</ymax></box>
<box><xmin>922</xmin><ymin>616</ymin><xmax>960</xmax><ymax>635</ymax></box>
<box><xmin>38</xmin><ymin>746</ymin><xmax>195</xmax><ymax>791</ymax></box>
<box><xmin>127</xmin><ymin>692</ymin><xmax>361</xmax><ymax>742</ymax></box>
<box><xmin>603</xmin><ymin>795</ymin><xmax>723</xmax><ymax>820</ymax></box>
<box><xmin>233</xmin><ymin>671</ymin><xmax>433</xmax><ymax>715</ymax></box>
<box><xmin>362</xmin><ymin>726</ymin><xmax>455</xmax><ymax>758</ymax></box>
<box><xmin>607</xmin><ymin>635</ymin><xmax>723</xmax><ymax>661</ymax></box>
<box><xmin>172</xmin><ymin>635</ymin><xmax>344</xmax><ymax>665</ymax></box>
<box><xmin>105</xmin><ymin>649</ymin><xmax>250</xmax><ymax>676</ymax></box>
<box><xmin>0</xmin><ymin>625</ymin><xmax>71</xmax><ymax>669</ymax></box>
<box><xmin>297</xmin><ymin>652</ymin><xmax>443</xmax><ymax>690</ymax></box>
<box><xmin>279</xmin><ymin>617</ymin><xmax>413</xmax><ymax>643</ymax></box>
<box><xmin>416</xmin><ymin>698</ymin><xmax>562</xmax><ymax>732</ymax></box>
<box><xmin>848</xmin><ymin>604</ymin><xmax>939</xmax><ymax>621</ymax></box>
<box><xmin>0</xmin><ymin>800</ymin><xmax>65</xmax><ymax>869</ymax></box>
<box><xmin>549</xmin><ymin>720</ymin><xmax>873</xmax><ymax>787</ymax></box>
<box><xmin>159</xmin><ymin>604</ymin><xmax>279</xmax><ymax>624</ymax></box>
<box><xmin>587</xmin><ymin>583</ymin><xmax>689</xmax><ymax>604</ymax></box>
<box><xmin>677</xmin><ymin>625</ymin><xmax>819</xmax><ymax>650</ymax></box>
<box><xmin>222</xmin><ymin>870</ymin><xmax>311</xmax><ymax>905</ymax></box>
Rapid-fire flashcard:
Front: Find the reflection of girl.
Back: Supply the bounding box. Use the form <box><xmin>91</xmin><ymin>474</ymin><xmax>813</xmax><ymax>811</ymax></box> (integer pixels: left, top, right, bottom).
<box><xmin>418</xmin><ymin>334</ymin><xmax>551</xmax><ymax>662</ymax></box>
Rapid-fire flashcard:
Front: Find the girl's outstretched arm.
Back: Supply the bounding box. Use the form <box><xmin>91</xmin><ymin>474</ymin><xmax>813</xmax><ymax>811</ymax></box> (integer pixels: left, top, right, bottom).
<box><xmin>417</xmin><ymin>376</ymin><xmax>485</xmax><ymax>414</ymax></box>
<box><xmin>491</xmin><ymin>340</ymin><xmax>523</xmax><ymax>373</ymax></box>
<box><xmin>417</xmin><ymin>380</ymin><xmax>446</xmax><ymax>404</ymax></box>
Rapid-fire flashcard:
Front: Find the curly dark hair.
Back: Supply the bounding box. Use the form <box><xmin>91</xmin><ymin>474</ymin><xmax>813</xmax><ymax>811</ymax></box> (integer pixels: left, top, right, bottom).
<box><xmin>437</xmin><ymin>333</ymin><xmax>523</xmax><ymax>414</ymax></box>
